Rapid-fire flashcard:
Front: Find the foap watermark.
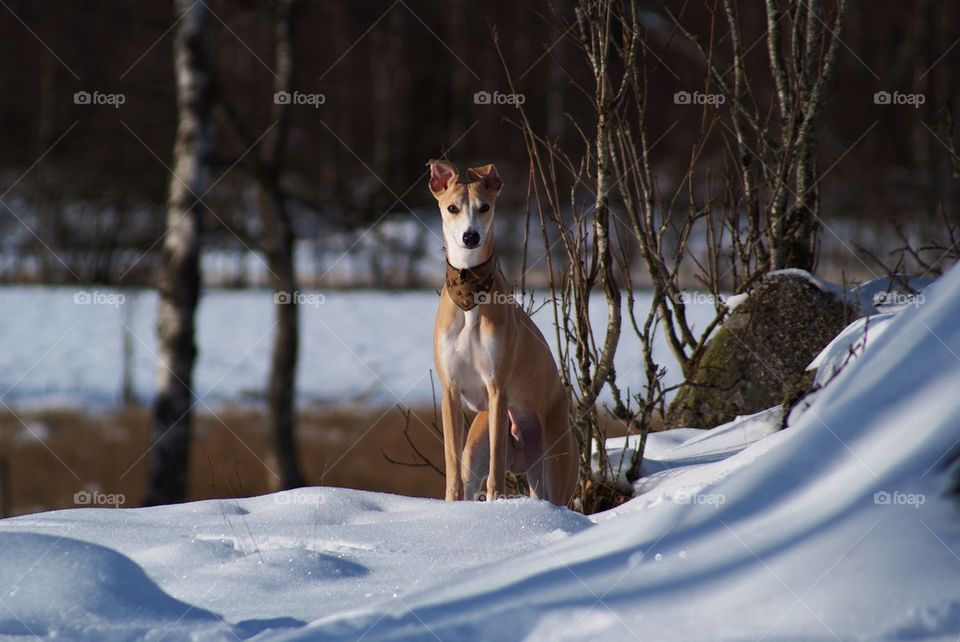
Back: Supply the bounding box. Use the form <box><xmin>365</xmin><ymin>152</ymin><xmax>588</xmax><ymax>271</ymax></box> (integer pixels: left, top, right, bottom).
<box><xmin>274</xmin><ymin>491</ymin><xmax>325</xmax><ymax>507</ymax></box>
<box><xmin>74</xmin><ymin>90</ymin><xmax>125</xmax><ymax>109</ymax></box>
<box><xmin>474</xmin><ymin>290</ymin><xmax>520</xmax><ymax>306</ymax></box>
<box><xmin>675</xmin><ymin>491</ymin><xmax>725</xmax><ymax>508</ymax></box>
<box><xmin>473</xmin><ymin>492</ymin><xmax>528</xmax><ymax>501</ymax></box>
<box><xmin>873</xmin><ymin>290</ymin><xmax>924</xmax><ymax>308</ymax></box>
<box><xmin>874</xmin><ymin>490</ymin><xmax>925</xmax><ymax>508</ymax></box>
<box><xmin>74</xmin><ymin>290</ymin><xmax>125</xmax><ymax>308</ymax></box>
<box><xmin>873</xmin><ymin>90</ymin><xmax>925</xmax><ymax>108</ymax></box>
<box><xmin>674</xmin><ymin>90</ymin><xmax>725</xmax><ymax>106</ymax></box>
<box><xmin>474</xmin><ymin>90</ymin><xmax>525</xmax><ymax>107</ymax></box>
<box><xmin>274</xmin><ymin>90</ymin><xmax>325</xmax><ymax>108</ymax></box>
<box><xmin>74</xmin><ymin>489</ymin><xmax>126</xmax><ymax>507</ymax></box>
<box><xmin>274</xmin><ymin>290</ymin><xmax>325</xmax><ymax>308</ymax></box>
<box><xmin>677</xmin><ymin>291</ymin><xmax>723</xmax><ymax>307</ymax></box>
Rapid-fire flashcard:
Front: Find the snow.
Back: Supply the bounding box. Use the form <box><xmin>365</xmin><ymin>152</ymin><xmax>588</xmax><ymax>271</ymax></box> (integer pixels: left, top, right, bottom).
<box><xmin>0</xmin><ymin>287</ymin><xmax>715</xmax><ymax>409</ymax></box>
<box><xmin>722</xmin><ymin>271</ymin><xmax>935</xmax><ymax>319</ymax></box>
<box><xmin>767</xmin><ymin>267</ymin><xmax>845</xmax><ymax>297</ymax></box>
<box><xmin>0</xmin><ymin>532</ymin><xmax>223</xmax><ymax>639</ymax></box>
<box><xmin>0</xmin><ymin>274</ymin><xmax>931</xmax><ymax>411</ymax></box>
<box><xmin>597</xmin><ymin>407</ymin><xmax>782</xmax><ymax>495</ymax></box>
<box><xmin>849</xmin><ymin>274</ymin><xmax>936</xmax><ymax>314</ymax></box>
<box><xmin>0</xmin><ymin>490</ymin><xmax>591</xmax><ymax>640</ymax></box>
<box><xmin>806</xmin><ymin>312</ymin><xmax>897</xmax><ymax>384</ymax></box>
<box><xmin>2</xmin><ymin>266</ymin><xmax>959</xmax><ymax>640</ymax></box>
<box><xmin>724</xmin><ymin>291</ymin><xmax>749</xmax><ymax>311</ymax></box>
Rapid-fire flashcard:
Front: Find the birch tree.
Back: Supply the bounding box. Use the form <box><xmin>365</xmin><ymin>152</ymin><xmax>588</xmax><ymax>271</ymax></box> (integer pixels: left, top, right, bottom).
<box><xmin>144</xmin><ymin>0</ymin><xmax>214</xmax><ymax>505</ymax></box>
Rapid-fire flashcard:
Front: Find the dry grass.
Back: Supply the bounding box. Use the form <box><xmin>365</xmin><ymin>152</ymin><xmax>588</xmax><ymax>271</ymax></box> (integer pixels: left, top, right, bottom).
<box><xmin>0</xmin><ymin>404</ymin><xmax>449</xmax><ymax>517</ymax></box>
<box><xmin>0</xmin><ymin>403</ymin><xmax>635</xmax><ymax>517</ymax></box>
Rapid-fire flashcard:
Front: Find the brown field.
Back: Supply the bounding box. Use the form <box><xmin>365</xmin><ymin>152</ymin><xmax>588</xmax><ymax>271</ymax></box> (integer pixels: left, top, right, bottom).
<box><xmin>0</xmin><ymin>404</ymin><xmax>634</xmax><ymax>517</ymax></box>
<box><xmin>0</xmin><ymin>404</ymin><xmax>450</xmax><ymax>517</ymax></box>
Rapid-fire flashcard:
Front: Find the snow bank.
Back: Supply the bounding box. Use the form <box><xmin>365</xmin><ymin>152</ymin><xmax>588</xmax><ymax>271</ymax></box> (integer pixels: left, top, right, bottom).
<box><xmin>806</xmin><ymin>312</ymin><xmax>897</xmax><ymax>384</ymax></box>
<box><xmin>0</xmin><ymin>266</ymin><xmax>958</xmax><ymax>640</ymax></box>
<box><xmin>1</xmin><ymin>489</ymin><xmax>591</xmax><ymax>640</ymax></box>
<box><xmin>597</xmin><ymin>407</ymin><xmax>782</xmax><ymax>496</ymax></box>
<box><xmin>282</xmin><ymin>264</ymin><xmax>960</xmax><ymax>641</ymax></box>
<box><xmin>0</xmin><ymin>531</ymin><xmax>225</xmax><ymax>640</ymax></box>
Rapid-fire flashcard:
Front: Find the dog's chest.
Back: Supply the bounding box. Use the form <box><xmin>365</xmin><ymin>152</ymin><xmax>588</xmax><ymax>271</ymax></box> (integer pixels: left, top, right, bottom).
<box><xmin>437</xmin><ymin>310</ymin><xmax>501</xmax><ymax>411</ymax></box>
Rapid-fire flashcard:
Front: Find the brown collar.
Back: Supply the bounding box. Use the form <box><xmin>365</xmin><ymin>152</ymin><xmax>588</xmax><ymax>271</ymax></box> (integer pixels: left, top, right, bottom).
<box><xmin>444</xmin><ymin>255</ymin><xmax>498</xmax><ymax>311</ymax></box>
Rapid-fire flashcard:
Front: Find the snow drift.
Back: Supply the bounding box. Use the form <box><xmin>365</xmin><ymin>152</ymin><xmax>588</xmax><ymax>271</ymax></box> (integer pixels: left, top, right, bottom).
<box><xmin>1</xmin><ymin>266</ymin><xmax>959</xmax><ymax>640</ymax></box>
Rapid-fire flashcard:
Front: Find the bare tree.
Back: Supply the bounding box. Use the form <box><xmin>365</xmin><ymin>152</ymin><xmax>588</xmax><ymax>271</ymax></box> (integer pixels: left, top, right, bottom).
<box><xmin>258</xmin><ymin>0</ymin><xmax>305</xmax><ymax>489</ymax></box>
<box><xmin>502</xmin><ymin>0</ymin><xmax>849</xmax><ymax>510</ymax></box>
<box><xmin>144</xmin><ymin>0</ymin><xmax>214</xmax><ymax>505</ymax></box>
<box><xmin>497</xmin><ymin>2</ymin><xmax>627</xmax><ymax>508</ymax></box>
<box><xmin>665</xmin><ymin>0</ymin><xmax>848</xmax><ymax>272</ymax></box>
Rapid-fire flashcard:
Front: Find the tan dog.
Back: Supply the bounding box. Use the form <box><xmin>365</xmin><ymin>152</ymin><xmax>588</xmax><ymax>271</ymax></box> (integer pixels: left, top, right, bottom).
<box><xmin>428</xmin><ymin>159</ymin><xmax>578</xmax><ymax>506</ymax></box>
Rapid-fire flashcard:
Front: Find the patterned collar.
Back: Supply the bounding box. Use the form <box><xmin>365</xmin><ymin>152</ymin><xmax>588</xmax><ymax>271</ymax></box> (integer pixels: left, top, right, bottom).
<box><xmin>444</xmin><ymin>255</ymin><xmax>497</xmax><ymax>311</ymax></box>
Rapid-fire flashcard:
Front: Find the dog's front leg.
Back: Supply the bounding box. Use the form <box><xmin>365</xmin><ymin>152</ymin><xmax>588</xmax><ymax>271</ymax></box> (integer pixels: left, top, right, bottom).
<box><xmin>441</xmin><ymin>383</ymin><xmax>465</xmax><ymax>500</ymax></box>
<box><xmin>486</xmin><ymin>384</ymin><xmax>509</xmax><ymax>501</ymax></box>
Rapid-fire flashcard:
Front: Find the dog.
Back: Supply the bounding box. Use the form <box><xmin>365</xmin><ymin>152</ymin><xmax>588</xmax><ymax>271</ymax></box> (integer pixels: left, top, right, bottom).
<box><xmin>428</xmin><ymin>159</ymin><xmax>578</xmax><ymax>506</ymax></box>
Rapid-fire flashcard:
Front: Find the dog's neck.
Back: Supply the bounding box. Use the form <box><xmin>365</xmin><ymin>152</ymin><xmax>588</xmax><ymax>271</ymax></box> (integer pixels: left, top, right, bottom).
<box><xmin>444</xmin><ymin>239</ymin><xmax>493</xmax><ymax>270</ymax></box>
<box><xmin>444</xmin><ymin>252</ymin><xmax>497</xmax><ymax>312</ymax></box>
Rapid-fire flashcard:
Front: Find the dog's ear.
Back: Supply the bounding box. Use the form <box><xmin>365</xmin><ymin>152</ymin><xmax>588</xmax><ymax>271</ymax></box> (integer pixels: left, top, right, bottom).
<box><xmin>466</xmin><ymin>164</ymin><xmax>502</xmax><ymax>193</ymax></box>
<box><xmin>427</xmin><ymin>159</ymin><xmax>459</xmax><ymax>197</ymax></box>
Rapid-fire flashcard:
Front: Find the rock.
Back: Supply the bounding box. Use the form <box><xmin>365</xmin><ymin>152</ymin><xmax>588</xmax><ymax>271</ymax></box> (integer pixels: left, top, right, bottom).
<box><xmin>665</xmin><ymin>271</ymin><xmax>851</xmax><ymax>429</ymax></box>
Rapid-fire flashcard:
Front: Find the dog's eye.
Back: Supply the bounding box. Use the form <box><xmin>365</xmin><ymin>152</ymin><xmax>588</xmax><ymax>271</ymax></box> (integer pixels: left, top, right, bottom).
<box><xmin>479</xmin><ymin>204</ymin><xmax>490</xmax><ymax>213</ymax></box>
<box><xmin>447</xmin><ymin>205</ymin><xmax>460</xmax><ymax>214</ymax></box>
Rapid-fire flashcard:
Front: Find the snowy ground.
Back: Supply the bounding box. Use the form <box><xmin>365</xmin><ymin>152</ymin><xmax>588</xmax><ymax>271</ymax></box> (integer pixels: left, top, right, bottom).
<box><xmin>1</xmin><ymin>267</ymin><xmax>959</xmax><ymax>640</ymax></box>
<box><xmin>0</xmin><ymin>287</ymin><xmax>714</xmax><ymax>410</ymax></box>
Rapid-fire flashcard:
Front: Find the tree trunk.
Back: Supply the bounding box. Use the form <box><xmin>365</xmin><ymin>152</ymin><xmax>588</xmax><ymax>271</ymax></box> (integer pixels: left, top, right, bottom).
<box><xmin>144</xmin><ymin>0</ymin><xmax>214</xmax><ymax>505</ymax></box>
<box><xmin>259</xmin><ymin>0</ymin><xmax>304</xmax><ymax>490</ymax></box>
<box><xmin>768</xmin><ymin>0</ymin><xmax>847</xmax><ymax>272</ymax></box>
<box><xmin>121</xmin><ymin>291</ymin><xmax>137</xmax><ymax>405</ymax></box>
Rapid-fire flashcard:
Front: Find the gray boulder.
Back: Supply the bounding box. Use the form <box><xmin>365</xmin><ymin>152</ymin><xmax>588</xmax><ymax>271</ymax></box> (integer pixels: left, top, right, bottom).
<box><xmin>665</xmin><ymin>271</ymin><xmax>851</xmax><ymax>429</ymax></box>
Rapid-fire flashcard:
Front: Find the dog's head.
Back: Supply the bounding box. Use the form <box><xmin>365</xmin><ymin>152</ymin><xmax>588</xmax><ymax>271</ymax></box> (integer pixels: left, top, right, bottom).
<box><xmin>427</xmin><ymin>159</ymin><xmax>502</xmax><ymax>267</ymax></box>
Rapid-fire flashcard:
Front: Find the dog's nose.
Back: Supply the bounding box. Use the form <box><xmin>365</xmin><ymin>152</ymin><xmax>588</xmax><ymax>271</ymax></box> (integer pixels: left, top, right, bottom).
<box><xmin>462</xmin><ymin>230</ymin><xmax>480</xmax><ymax>248</ymax></box>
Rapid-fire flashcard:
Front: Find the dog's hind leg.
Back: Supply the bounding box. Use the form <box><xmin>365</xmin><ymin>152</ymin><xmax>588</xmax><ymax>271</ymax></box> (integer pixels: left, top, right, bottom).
<box><xmin>504</xmin><ymin>409</ymin><xmax>544</xmax><ymax>500</ymax></box>
<box><xmin>542</xmin><ymin>401</ymin><xmax>578</xmax><ymax>506</ymax></box>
